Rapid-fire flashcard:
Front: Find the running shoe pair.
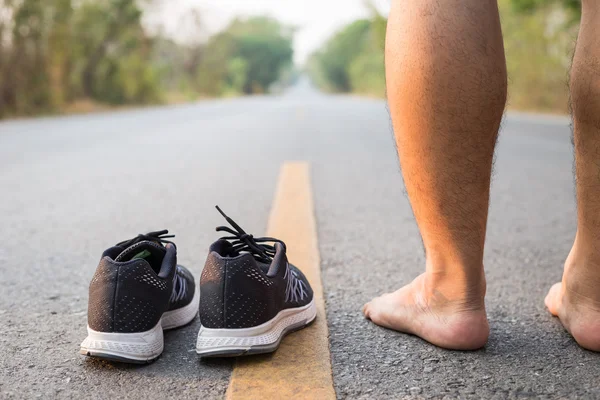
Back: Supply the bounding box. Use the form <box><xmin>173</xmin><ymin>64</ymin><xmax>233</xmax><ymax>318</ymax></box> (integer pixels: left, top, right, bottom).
<box><xmin>80</xmin><ymin>207</ymin><xmax>316</xmax><ymax>363</ymax></box>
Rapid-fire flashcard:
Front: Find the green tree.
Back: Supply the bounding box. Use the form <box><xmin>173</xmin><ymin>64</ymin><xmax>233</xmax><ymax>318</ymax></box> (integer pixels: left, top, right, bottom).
<box><xmin>348</xmin><ymin>46</ymin><xmax>385</xmax><ymax>97</ymax></box>
<box><xmin>197</xmin><ymin>17</ymin><xmax>293</xmax><ymax>95</ymax></box>
<box><xmin>228</xmin><ymin>17</ymin><xmax>293</xmax><ymax>93</ymax></box>
<box><xmin>312</xmin><ymin>20</ymin><xmax>371</xmax><ymax>92</ymax></box>
<box><xmin>6</xmin><ymin>0</ymin><xmax>52</xmax><ymax>115</ymax></box>
<box><xmin>502</xmin><ymin>0</ymin><xmax>576</xmax><ymax>112</ymax></box>
<box><xmin>72</xmin><ymin>0</ymin><xmax>159</xmax><ymax>104</ymax></box>
<box><xmin>0</xmin><ymin>1</ymin><xmax>295</xmax><ymax>119</ymax></box>
<box><xmin>0</xmin><ymin>0</ymin><xmax>164</xmax><ymax>117</ymax></box>
<box><xmin>196</xmin><ymin>31</ymin><xmax>235</xmax><ymax>96</ymax></box>
<box><xmin>307</xmin><ymin>14</ymin><xmax>385</xmax><ymax>95</ymax></box>
<box><xmin>47</xmin><ymin>0</ymin><xmax>73</xmax><ymax>108</ymax></box>
<box><xmin>226</xmin><ymin>57</ymin><xmax>248</xmax><ymax>94</ymax></box>
<box><xmin>511</xmin><ymin>0</ymin><xmax>580</xmax><ymax>14</ymax></box>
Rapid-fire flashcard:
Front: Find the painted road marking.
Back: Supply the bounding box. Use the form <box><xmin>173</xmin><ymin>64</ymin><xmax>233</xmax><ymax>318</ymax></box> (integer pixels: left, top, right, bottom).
<box><xmin>225</xmin><ymin>161</ymin><xmax>336</xmax><ymax>400</ymax></box>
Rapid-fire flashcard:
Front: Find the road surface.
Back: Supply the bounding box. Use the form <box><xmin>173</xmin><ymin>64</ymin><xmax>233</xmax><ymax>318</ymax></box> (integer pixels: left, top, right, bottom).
<box><xmin>1</xmin><ymin>83</ymin><xmax>598</xmax><ymax>399</ymax></box>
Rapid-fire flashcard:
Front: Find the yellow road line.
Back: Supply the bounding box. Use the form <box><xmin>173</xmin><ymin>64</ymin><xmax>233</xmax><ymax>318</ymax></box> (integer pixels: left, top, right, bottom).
<box><xmin>225</xmin><ymin>162</ymin><xmax>336</xmax><ymax>400</ymax></box>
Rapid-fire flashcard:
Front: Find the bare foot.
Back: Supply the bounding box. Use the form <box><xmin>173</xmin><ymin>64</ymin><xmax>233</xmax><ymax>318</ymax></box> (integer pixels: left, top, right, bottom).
<box><xmin>545</xmin><ymin>272</ymin><xmax>600</xmax><ymax>352</ymax></box>
<box><xmin>363</xmin><ymin>273</ymin><xmax>489</xmax><ymax>350</ymax></box>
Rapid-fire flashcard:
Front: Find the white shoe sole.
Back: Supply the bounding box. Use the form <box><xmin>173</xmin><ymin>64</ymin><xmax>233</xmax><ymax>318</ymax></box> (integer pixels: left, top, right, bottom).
<box><xmin>161</xmin><ymin>288</ymin><xmax>201</xmax><ymax>330</ymax></box>
<box><xmin>80</xmin><ymin>288</ymin><xmax>199</xmax><ymax>363</ymax></box>
<box><xmin>196</xmin><ymin>299</ymin><xmax>317</xmax><ymax>357</ymax></box>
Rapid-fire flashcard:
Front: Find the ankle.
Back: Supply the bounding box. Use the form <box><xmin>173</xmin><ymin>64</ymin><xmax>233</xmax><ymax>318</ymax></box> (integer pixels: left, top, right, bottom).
<box><xmin>563</xmin><ymin>245</ymin><xmax>600</xmax><ymax>306</ymax></box>
<box><xmin>421</xmin><ymin>265</ymin><xmax>486</xmax><ymax>311</ymax></box>
<box><xmin>565</xmin><ymin>238</ymin><xmax>600</xmax><ymax>280</ymax></box>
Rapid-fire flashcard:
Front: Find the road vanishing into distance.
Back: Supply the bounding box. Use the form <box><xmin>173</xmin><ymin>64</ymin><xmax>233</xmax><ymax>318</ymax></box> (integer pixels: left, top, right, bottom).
<box><xmin>1</xmin><ymin>82</ymin><xmax>599</xmax><ymax>399</ymax></box>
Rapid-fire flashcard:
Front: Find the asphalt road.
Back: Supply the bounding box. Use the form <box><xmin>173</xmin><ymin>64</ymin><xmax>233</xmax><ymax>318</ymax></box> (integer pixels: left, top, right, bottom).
<box><xmin>1</xmin><ymin>83</ymin><xmax>599</xmax><ymax>399</ymax></box>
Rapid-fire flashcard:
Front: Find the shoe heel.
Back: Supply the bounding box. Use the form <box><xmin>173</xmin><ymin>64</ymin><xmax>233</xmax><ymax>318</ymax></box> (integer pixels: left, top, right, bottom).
<box><xmin>80</xmin><ymin>321</ymin><xmax>163</xmax><ymax>363</ymax></box>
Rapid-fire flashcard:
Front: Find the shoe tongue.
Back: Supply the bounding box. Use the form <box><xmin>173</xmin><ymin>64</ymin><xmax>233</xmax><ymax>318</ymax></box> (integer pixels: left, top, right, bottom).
<box><xmin>114</xmin><ymin>241</ymin><xmax>166</xmax><ymax>273</ymax></box>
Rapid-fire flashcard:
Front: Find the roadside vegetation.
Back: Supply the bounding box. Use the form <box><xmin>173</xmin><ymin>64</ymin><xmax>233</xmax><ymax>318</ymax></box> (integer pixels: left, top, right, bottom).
<box><xmin>307</xmin><ymin>0</ymin><xmax>580</xmax><ymax>114</ymax></box>
<box><xmin>0</xmin><ymin>0</ymin><xmax>294</xmax><ymax>119</ymax></box>
<box><xmin>0</xmin><ymin>0</ymin><xmax>582</xmax><ymax>119</ymax></box>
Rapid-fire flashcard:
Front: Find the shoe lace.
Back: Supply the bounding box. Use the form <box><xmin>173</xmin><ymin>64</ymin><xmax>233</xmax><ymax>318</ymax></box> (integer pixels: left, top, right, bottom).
<box><xmin>116</xmin><ymin>230</ymin><xmax>175</xmax><ymax>249</ymax></box>
<box><xmin>215</xmin><ymin>206</ymin><xmax>286</xmax><ymax>264</ymax></box>
<box><xmin>115</xmin><ymin>230</ymin><xmax>184</xmax><ymax>300</ymax></box>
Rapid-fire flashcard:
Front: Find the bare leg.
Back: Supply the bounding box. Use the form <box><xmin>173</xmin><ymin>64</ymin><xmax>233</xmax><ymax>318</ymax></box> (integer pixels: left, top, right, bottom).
<box><xmin>363</xmin><ymin>0</ymin><xmax>506</xmax><ymax>350</ymax></box>
<box><xmin>545</xmin><ymin>0</ymin><xmax>600</xmax><ymax>352</ymax></box>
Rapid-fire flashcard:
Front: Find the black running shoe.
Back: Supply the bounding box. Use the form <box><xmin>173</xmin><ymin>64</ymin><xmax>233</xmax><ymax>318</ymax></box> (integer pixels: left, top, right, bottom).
<box><xmin>80</xmin><ymin>230</ymin><xmax>198</xmax><ymax>363</ymax></box>
<box><xmin>196</xmin><ymin>207</ymin><xmax>316</xmax><ymax>357</ymax></box>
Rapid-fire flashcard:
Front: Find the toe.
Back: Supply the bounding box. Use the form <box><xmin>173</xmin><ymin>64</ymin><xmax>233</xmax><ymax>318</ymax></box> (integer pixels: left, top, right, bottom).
<box><xmin>362</xmin><ymin>302</ymin><xmax>370</xmax><ymax>318</ymax></box>
<box><xmin>545</xmin><ymin>282</ymin><xmax>562</xmax><ymax>316</ymax></box>
<box><xmin>363</xmin><ymin>297</ymin><xmax>379</xmax><ymax>319</ymax></box>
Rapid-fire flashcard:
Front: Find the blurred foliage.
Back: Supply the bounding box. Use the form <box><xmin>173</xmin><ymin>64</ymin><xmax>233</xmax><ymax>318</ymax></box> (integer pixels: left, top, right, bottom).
<box><xmin>1</xmin><ymin>0</ymin><xmax>579</xmax><ymax>118</ymax></box>
<box><xmin>197</xmin><ymin>17</ymin><xmax>293</xmax><ymax>96</ymax></box>
<box><xmin>308</xmin><ymin>0</ymin><xmax>579</xmax><ymax>113</ymax></box>
<box><xmin>307</xmin><ymin>13</ymin><xmax>386</xmax><ymax>97</ymax></box>
<box><xmin>511</xmin><ymin>0</ymin><xmax>581</xmax><ymax>15</ymax></box>
<box><xmin>0</xmin><ymin>0</ymin><xmax>160</xmax><ymax>117</ymax></box>
<box><xmin>502</xmin><ymin>0</ymin><xmax>578</xmax><ymax>112</ymax></box>
<box><xmin>0</xmin><ymin>2</ymin><xmax>293</xmax><ymax>118</ymax></box>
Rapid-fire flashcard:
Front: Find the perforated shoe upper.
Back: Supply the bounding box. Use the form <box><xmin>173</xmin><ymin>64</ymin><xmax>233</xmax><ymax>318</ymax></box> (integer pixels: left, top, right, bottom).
<box><xmin>87</xmin><ymin>232</ymin><xmax>196</xmax><ymax>333</ymax></box>
<box><xmin>199</xmin><ymin>240</ymin><xmax>314</xmax><ymax>329</ymax></box>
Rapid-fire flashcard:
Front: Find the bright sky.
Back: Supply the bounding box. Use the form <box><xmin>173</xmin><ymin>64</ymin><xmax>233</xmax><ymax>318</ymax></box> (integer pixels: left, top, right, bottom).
<box><xmin>154</xmin><ymin>0</ymin><xmax>390</xmax><ymax>64</ymax></box>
